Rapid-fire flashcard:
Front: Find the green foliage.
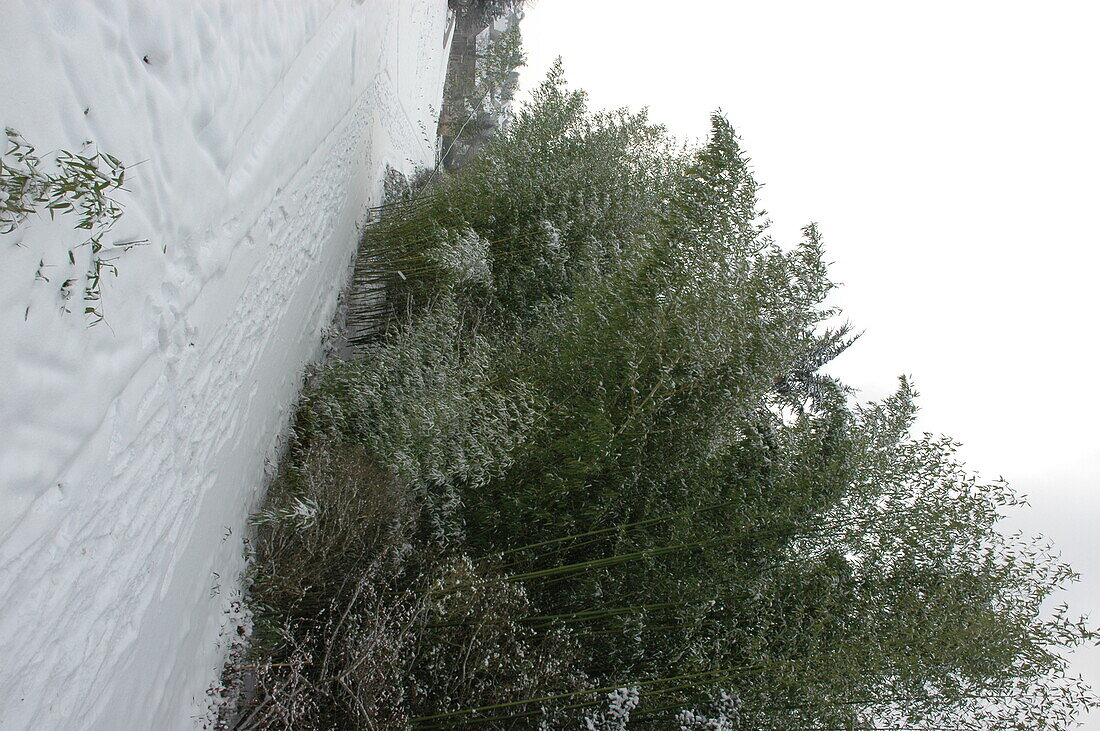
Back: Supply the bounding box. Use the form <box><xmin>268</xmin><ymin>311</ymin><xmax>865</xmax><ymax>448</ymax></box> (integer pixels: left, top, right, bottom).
<box><xmin>649</xmin><ymin>380</ymin><xmax>1098</xmax><ymax>729</ymax></box>
<box><xmin>295</xmin><ymin>301</ymin><xmax>536</xmax><ymax>539</ymax></box>
<box><xmin>361</xmin><ymin>60</ymin><xmax>682</xmax><ymax>334</ymax></box>
<box><xmin>232</xmin><ymin>64</ymin><xmax>1098</xmax><ymax>729</ymax></box>
<box><xmin>452</xmin><ymin>112</ymin><xmax>859</xmax><ymax>693</ymax></box>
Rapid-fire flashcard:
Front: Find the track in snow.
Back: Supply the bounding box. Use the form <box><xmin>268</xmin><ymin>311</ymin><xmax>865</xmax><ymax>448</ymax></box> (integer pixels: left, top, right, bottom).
<box><xmin>0</xmin><ymin>2</ymin><xmax>450</xmax><ymax>728</ymax></box>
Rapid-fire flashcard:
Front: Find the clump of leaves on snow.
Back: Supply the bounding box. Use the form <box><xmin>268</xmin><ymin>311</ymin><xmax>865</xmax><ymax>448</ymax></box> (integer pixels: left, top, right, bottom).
<box><xmin>1</xmin><ymin>127</ymin><xmax>146</xmax><ymax>324</ymax></box>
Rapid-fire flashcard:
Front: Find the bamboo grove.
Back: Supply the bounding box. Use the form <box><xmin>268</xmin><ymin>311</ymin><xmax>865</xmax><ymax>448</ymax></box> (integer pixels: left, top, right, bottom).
<box><xmin>223</xmin><ymin>62</ymin><xmax>1098</xmax><ymax>730</ymax></box>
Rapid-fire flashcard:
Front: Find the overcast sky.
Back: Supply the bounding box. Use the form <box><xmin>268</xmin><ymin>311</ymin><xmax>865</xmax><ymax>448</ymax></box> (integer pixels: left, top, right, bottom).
<box><xmin>518</xmin><ymin>0</ymin><xmax>1100</xmax><ymax>722</ymax></box>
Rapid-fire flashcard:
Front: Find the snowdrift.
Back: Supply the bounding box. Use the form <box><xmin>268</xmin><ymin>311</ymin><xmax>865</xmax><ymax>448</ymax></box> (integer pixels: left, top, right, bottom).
<box><xmin>0</xmin><ymin>2</ymin><xmax>449</xmax><ymax>727</ymax></box>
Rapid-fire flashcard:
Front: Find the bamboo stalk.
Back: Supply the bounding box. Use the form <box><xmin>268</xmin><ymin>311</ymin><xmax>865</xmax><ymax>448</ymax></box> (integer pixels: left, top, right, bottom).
<box><xmin>411</xmin><ymin>663</ymin><xmax>768</xmax><ymax>727</ymax></box>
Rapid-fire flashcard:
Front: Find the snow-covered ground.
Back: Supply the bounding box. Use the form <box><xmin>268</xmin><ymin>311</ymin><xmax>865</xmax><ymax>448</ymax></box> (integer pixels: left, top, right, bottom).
<box><xmin>0</xmin><ymin>2</ymin><xmax>450</xmax><ymax>728</ymax></box>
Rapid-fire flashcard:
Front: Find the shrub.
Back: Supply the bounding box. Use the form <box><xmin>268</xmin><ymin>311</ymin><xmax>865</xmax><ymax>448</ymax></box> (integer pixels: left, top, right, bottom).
<box><xmin>226</xmin><ymin>444</ymin><xmax>425</xmax><ymax>730</ymax></box>
<box><xmin>409</xmin><ymin>555</ymin><xmax>590</xmax><ymax>728</ymax></box>
<box><xmin>295</xmin><ymin>301</ymin><xmax>535</xmax><ymax>539</ymax></box>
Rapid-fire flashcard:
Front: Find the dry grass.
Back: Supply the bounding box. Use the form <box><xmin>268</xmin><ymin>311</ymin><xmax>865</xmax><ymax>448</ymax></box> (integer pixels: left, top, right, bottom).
<box><xmin>220</xmin><ymin>445</ymin><xmax>427</xmax><ymax>730</ymax></box>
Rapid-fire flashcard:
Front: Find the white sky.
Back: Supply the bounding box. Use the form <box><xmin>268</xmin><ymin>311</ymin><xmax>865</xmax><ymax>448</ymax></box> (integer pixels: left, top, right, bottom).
<box><xmin>518</xmin><ymin>0</ymin><xmax>1100</xmax><ymax>721</ymax></box>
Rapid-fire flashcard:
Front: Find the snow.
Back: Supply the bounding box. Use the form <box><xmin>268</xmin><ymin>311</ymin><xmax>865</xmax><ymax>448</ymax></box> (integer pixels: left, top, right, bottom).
<box><xmin>0</xmin><ymin>2</ymin><xmax>450</xmax><ymax>728</ymax></box>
